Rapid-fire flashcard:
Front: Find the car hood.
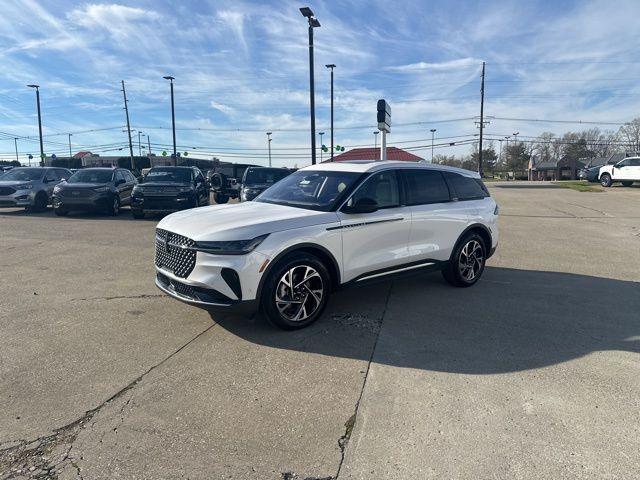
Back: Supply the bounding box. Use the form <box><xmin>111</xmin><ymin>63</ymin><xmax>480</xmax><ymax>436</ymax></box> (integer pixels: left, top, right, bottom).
<box><xmin>0</xmin><ymin>180</ymin><xmax>38</xmax><ymax>187</ymax></box>
<box><xmin>157</xmin><ymin>201</ymin><xmax>338</xmax><ymax>241</ymax></box>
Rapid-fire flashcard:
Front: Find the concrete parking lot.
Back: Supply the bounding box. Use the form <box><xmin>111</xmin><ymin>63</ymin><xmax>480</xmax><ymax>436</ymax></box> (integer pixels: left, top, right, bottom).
<box><xmin>1</xmin><ymin>183</ymin><xmax>639</xmax><ymax>479</ymax></box>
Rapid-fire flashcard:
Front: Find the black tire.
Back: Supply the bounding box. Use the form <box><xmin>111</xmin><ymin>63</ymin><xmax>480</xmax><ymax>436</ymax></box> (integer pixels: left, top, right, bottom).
<box><xmin>54</xmin><ymin>207</ymin><xmax>68</xmax><ymax>216</ymax></box>
<box><xmin>214</xmin><ymin>192</ymin><xmax>229</xmax><ymax>204</ymax></box>
<box><xmin>442</xmin><ymin>233</ymin><xmax>487</xmax><ymax>288</ymax></box>
<box><xmin>107</xmin><ymin>196</ymin><xmax>120</xmax><ymax>216</ymax></box>
<box><xmin>29</xmin><ymin>192</ymin><xmax>48</xmax><ymax>212</ymax></box>
<box><xmin>260</xmin><ymin>252</ymin><xmax>331</xmax><ymax>330</ymax></box>
<box><xmin>132</xmin><ymin>209</ymin><xmax>145</xmax><ymax>219</ymax></box>
<box><xmin>621</xmin><ymin>181</ymin><xmax>634</xmax><ymax>187</ymax></box>
<box><xmin>600</xmin><ymin>173</ymin><xmax>612</xmax><ymax>187</ymax></box>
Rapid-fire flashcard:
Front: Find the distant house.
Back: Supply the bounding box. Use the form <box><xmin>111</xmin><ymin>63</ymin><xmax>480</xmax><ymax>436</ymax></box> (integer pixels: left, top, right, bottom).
<box><xmin>326</xmin><ymin>147</ymin><xmax>423</xmax><ymax>162</ymax></box>
<box><xmin>528</xmin><ymin>156</ymin><xmax>587</xmax><ymax>181</ymax></box>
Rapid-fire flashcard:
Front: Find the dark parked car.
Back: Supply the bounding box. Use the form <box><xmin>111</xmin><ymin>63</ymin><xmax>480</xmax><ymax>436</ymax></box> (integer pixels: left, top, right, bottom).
<box><xmin>578</xmin><ymin>165</ymin><xmax>603</xmax><ymax>183</ymax></box>
<box><xmin>208</xmin><ymin>163</ymin><xmax>258</xmax><ymax>204</ymax></box>
<box><xmin>131</xmin><ymin>166</ymin><xmax>209</xmax><ymax>219</ymax></box>
<box><xmin>52</xmin><ymin>167</ymin><xmax>137</xmax><ymax>216</ymax></box>
<box><xmin>0</xmin><ymin>167</ymin><xmax>71</xmax><ymax>211</ymax></box>
<box><xmin>239</xmin><ymin>167</ymin><xmax>292</xmax><ymax>202</ymax></box>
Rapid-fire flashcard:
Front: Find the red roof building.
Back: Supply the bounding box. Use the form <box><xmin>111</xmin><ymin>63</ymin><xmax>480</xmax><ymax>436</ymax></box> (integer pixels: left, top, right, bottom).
<box><xmin>326</xmin><ymin>147</ymin><xmax>423</xmax><ymax>162</ymax></box>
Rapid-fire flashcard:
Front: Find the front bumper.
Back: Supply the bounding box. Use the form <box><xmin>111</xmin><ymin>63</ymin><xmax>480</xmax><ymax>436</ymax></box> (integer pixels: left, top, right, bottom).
<box><xmin>53</xmin><ymin>192</ymin><xmax>111</xmax><ymax>210</ymax></box>
<box><xmin>0</xmin><ymin>190</ymin><xmax>34</xmax><ymax>207</ymax></box>
<box><xmin>132</xmin><ymin>194</ymin><xmax>194</xmax><ymax>212</ymax></box>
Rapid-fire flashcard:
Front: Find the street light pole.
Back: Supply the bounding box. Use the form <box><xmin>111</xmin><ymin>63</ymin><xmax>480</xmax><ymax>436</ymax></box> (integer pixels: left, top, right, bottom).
<box><xmin>300</xmin><ymin>7</ymin><xmax>320</xmax><ymax>165</ymax></box>
<box><xmin>68</xmin><ymin>133</ymin><xmax>72</xmax><ymax>158</ymax></box>
<box><xmin>147</xmin><ymin>135</ymin><xmax>151</xmax><ymax>156</ymax></box>
<box><xmin>325</xmin><ymin>64</ymin><xmax>335</xmax><ymax>160</ymax></box>
<box><xmin>14</xmin><ymin>138</ymin><xmax>19</xmax><ymax>163</ymax></box>
<box><xmin>319</xmin><ymin>131</ymin><xmax>324</xmax><ymax>162</ymax></box>
<box><xmin>27</xmin><ymin>85</ymin><xmax>44</xmax><ymax>165</ymax></box>
<box><xmin>266</xmin><ymin>132</ymin><xmax>272</xmax><ymax>167</ymax></box>
<box><xmin>163</xmin><ymin>76</ymin><xmax>177</xmax><ymax>165</ymax></box>
<box><xmin>138</xmin><ymin>131</ymin><xmax>142</xmax><ymax>157</ymax></box>
<box><xmin>430</xmin><ymin>128</ymin><xmax>437</xmax><ymax>162</ymax></box>
<box><xmin>374</xmin><ymin>131</ymin><xmax>379</xmax><ymax>148</ymax></box>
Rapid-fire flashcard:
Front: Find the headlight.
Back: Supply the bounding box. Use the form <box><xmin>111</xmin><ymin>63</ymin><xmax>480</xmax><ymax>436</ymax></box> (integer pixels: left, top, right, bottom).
<box><xmin>195</xmin><ymin>234</ymin><xmax>269</xmax><ymax>255</ymax></box>
<box><xmin>16</xmin><ymin>183</ymin><xmax>33</xmax><ymax>190</ymax></box>
<box><xmin>93</xmin><ymin>186</ymin><xmax>109</xmax><ymax>192</ymax></box>
<box><xmin>53</xmin><ymin>185</ymin><xmax>62</xmax><ymax>194</ymax></box>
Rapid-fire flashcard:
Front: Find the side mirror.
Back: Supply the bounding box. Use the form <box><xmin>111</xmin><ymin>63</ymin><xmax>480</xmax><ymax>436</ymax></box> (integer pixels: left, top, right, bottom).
<box><xmin>343</xmin><ymin>197</ymin><xmax>378</xmax><ymax>214</ymax></box>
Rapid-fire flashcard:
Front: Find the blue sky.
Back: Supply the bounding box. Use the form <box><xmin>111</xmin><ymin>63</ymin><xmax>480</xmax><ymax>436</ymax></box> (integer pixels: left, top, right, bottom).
<box><xmin>1</xmin><ymin>0</ymin><xmax>640</xmax><ymax>165</ymax></box>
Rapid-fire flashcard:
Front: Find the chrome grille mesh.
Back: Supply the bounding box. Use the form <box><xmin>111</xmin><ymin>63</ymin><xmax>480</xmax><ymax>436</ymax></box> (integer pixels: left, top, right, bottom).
<box><xmin>154</xmin><ymin>228</ymin><xmax>196</xmax><ymax>278</ymax></box>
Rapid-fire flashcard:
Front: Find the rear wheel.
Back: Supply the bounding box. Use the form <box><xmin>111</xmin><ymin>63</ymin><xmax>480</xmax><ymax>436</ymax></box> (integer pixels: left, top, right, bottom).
<box><xmin>442</xmin><ymin>233</ymin><xmax>486</xmax><ymax>287</ymax></box>
<box><xmin>621</xmin><ymin>181</ymin><xmax>634</xmax><ymax>187</ymax></box>
<box><xmin>600</xmin><ymin>173</ymin><xmax>612</xmax><ymax>187</ymax></box>
<box><xmin>28</xmin><ymin>192</ymin><xmax>48</xmax><ymax>212</ymax></box>
<box><xmin>260</xmin><ymin>253</ymin><xmax>331</xmax><ymax>330</ymax></box>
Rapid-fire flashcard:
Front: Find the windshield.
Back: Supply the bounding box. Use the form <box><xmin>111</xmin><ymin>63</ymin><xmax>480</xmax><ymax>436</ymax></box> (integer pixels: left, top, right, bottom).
<box><xmin>1</xmin><ymin>168</ymin><xmax>44</xmax><ymax>181</ymax></box>
<box><xmin>244</xmin><ymin>168</ymin><xmax>290</xmax><ymax>185</ymax></box>
<box><xmin>255</xmin><ymin>170</ymin><xmax>362</xmax><ymax>211</ymax></box>
<box><xmin>68</xmin><ymin>170</ymin><xmax>113</xmax><ymax>184</ymax></box>
<box><xmin>145</xmin><ymin>168</ymin><xmax>192</xmax><ymax>183</ymax></box>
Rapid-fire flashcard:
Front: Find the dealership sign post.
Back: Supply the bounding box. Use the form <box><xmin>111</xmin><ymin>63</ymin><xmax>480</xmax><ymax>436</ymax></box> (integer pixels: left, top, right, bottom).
<box><xmin>377</xmin><ymin>99</ymin><xmax>391</xmax><ymax>161</ymax></box>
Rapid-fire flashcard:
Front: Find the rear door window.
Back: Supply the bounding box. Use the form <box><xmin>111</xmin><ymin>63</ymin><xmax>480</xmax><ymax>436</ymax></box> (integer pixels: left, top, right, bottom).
<box><xmin>402</xmin><ymin>170</ymin><xmax>450</xmax><ymax>205</ymax></box>
<box><xmin>444</xmin><ymin>172</ymin><xmax>488</xmax><ymax>201</ymax></box>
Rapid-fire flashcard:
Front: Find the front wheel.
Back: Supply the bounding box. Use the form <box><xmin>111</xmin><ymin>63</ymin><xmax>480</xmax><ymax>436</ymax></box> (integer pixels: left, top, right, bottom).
<box><xmin>260</xmin><ymin>253</ymin><xmax>331</xmax><ymax>330</ymax></box>
<box><xmin>621</xmin><ymin>181</ymin><xmax>634</xmax><ymax>187</ymax></box>
<box><xmin>600</xmin><ymin>173</ymin><xmax>612</xmax><ymax>187</ymax></box>
<box><xmin>107</xmin><ymin>196</ymin><xmax>120</xmax><ymax>216</ymax></box>
<box><xmin>442</xmin><ymin>233</ymin><xmax>487</xmax><ymax>287</ymax></box>
<box><xmin>54</xmin><ymin>206</ymin><xmax>68</xmax><ymax>216</ymax></box>
<box><xmin>214</xmin><ymin>192</ymin><xmax>229</xmax><ymax>204</ymax></box>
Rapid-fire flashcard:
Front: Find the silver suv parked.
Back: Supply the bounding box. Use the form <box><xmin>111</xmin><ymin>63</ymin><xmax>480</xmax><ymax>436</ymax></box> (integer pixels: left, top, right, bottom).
<box><xmin>0</xmin><ymin>167</ymin><xmax>71</xmax><ymax>212</ymax></box>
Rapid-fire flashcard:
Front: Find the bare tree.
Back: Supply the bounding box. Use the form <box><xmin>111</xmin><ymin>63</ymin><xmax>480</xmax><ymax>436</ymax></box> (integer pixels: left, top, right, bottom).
<box><xmin>616</xmin><ymin>118</ymin><xmax>640</xmax><ymax>152</ymax></box>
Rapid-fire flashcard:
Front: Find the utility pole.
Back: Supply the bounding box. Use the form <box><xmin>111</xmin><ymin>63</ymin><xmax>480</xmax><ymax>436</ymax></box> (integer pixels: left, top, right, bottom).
<box><xmin>27</xmin><ymin>85</ymin><xmax>44</xmax><ymax>165</ymax></box>
<box><xmin>300</xmin><ymin>8</ymin><xmax>320</xmax><ymax>165</ymax></box>
<box><xmin>478</xmin><ymin>61</ymin><xmax>486</xmax><ymax>177</ymax></box>
<box><xmin>121</xmin><ymin>80</ymin><xmax>135</xmax><ymax>171</ymax></box>
<box><xmin>430</xmin><ymin>128</ymin><xmax>437</xmax><ymax>162</ymax></box>
<box><xmin>14</xmin><ymin>138</ymin><xmax>19</xmax><ymax>163</ymax></box>
<box><xmin>266</xmin><ymin>132</ymin><xmax>272</xmax><ymax>167</ymax></box>
<box><xmin>163</xmin><ymin>76</ymin><xmax>177</xmax><ymax>165</ymax></box>
<box><xmin>326</xmin><ymin>64</ymin><xmax>335</xmax><ymax>160</ymax></box>
<box><xmin>319</xmin><ymin>131</ymin><xmax>324</xmax><ymax>162</ymax></box>
<box><xmin>147</xmin><ymin>135</ymin><xmax>151</xmax><ymax>155</ymax></box>
<box><xmin>68</xmin><ymin>133</ymin><xmax>72</xmax><ymax>158</ymax></box>
<box><xmin>138</xmin><ymin>131</ymin><xmax>142</xmax><ymax>157</ymax></box>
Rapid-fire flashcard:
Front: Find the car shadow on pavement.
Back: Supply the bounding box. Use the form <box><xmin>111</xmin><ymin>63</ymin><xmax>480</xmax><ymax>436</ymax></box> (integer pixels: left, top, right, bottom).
<box><xmin>211</xmin><ymin>267</ymin><xmax>640</xmax><ymax>374</ymax></box>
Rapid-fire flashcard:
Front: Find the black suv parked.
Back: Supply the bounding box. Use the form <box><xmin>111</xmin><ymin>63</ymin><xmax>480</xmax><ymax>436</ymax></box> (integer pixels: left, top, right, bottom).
<box><xmin>52</xmin><ymin>167</ymin><xmax>137</xmax><ymax>216</ymax></box>
<box><xmin>131</xmin><ymin>166</ymin><xmax>209</xmax><ymax>219</ymax></box>
<box><xmin>239</xmin><ymin>167</ymin><xmax>292</xmax><ymax>202</ymax></box>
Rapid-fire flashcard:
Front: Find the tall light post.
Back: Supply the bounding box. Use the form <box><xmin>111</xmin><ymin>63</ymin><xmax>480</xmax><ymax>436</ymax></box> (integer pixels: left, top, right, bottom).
<box><xmin>68</xmin><ymin>133</ymin><xmax>73</xmax><ymax>158</ymax></box>
<box><xmin>319</xmin><ymin>131</ymin><xmax>324</xmax><ymax>162</ymax></box>
<box><xmin>14</xmin><ymin>138</ymin><xmax>19</xmax><ymax>163</ymax></box>
<box><xmin>163</xmin><ymin>75</ymin><xmax>177</xmax><ymax>165</ymax></box>
<box><xmin>325</xmin><ymin>64</ymin><xmax>335</xmax><ymax>160</ymax></box>
<box><xmin>373</xmin><ymin>131</ymin><xmax>379</xmax><ymax>148</ymax></box>
<box><xmin>512</xmin><ymin>131</ymin><xmax>519</xmax><ymax>146</ymax></box>
<box><xmin>137</xmin><ymin>131</ymin><xmax>143</xmax><ymax>157</ymax></box>
<box><xmin>266</xmin><ymin>131</ymin><xmax>272</xmax><ymax>167</ymax></box>
<box><xmin>300</xmin><ymin>7</ymin><xmax>320</xmax><ymax>165</ymax></box>
<box><xmin>430</xmin><ymin>128</ymin><xmax>437</xmax><ymax>162</ymax></box>
<box><xmin>27</xmin><ymin>84</ymin><xmax>44</xmax><ymax>165</ymax></box>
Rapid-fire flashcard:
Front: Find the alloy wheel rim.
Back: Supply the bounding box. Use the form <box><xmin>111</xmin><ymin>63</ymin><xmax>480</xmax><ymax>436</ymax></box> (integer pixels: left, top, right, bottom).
<box><xmin>458</xmin><ymin>240</ymin><xmax>484</xmax><ymax>282</ymax></box>
<box><xmin>275</xmin><ymin>265</ymin><xmax>324</xmax><ymax>322</ymax></box>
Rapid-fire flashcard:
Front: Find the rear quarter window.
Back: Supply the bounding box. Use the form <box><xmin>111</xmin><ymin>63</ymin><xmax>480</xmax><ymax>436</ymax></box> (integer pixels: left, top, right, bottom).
<box><xmin>443</xmin><ymin>172</ymin><xmax>489</xmax><ymax>200</ymax></box>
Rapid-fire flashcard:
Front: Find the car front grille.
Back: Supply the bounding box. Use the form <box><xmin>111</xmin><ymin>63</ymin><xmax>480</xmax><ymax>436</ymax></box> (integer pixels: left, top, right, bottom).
<box><xmin>0</xmin><ymin>187</ymin><xmax>16</xmax><ymax>195</ymax></box>
<box><xmin>142</xmin><ymin>187</ymin><xmax>180</xmax><ymax>196</ymax></box>
<box><xmin>154</xmin><ymin>228</ymin><xmax>196</xmax><ymax>278</ymax></box>
<box><xmin>61</xmin><ymin>188</ymin><xmax>93</xmax><ymax>198</ymax></box>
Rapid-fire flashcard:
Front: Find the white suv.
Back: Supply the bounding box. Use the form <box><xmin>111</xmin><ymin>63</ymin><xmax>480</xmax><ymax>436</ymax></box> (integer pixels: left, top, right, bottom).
<box><xmin>154</xmin><ymin>161</ymin><xmax>499</xmax><ymax>329</ymax></box>
<box><xmin>599</xmin><ymin>156</ymin><xmax>640</xmax><ymax>187</ymax></box>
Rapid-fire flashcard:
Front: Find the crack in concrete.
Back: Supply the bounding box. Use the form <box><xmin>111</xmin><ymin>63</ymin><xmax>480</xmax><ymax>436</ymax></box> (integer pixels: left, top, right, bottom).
<box><xmin>333</xmin><ymin>281</ymin><xmax>394</xmax><ymax>479</ymax></box>
<box><xmin>71</xmin><ymin>293</ymin><xmax>165</xmax><ymax>302</ymax></box>
<box><xmin>0</xmin><ymin>322</ymin><xmax>216</xmax><ymax>479</ymax></box>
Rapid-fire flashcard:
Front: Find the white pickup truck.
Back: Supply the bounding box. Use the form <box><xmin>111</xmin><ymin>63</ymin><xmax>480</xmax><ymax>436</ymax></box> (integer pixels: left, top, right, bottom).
<box><xmin>599</xmin><ymin>157</ymin><xmax>640</xmax><ymax>187</ymax></box>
